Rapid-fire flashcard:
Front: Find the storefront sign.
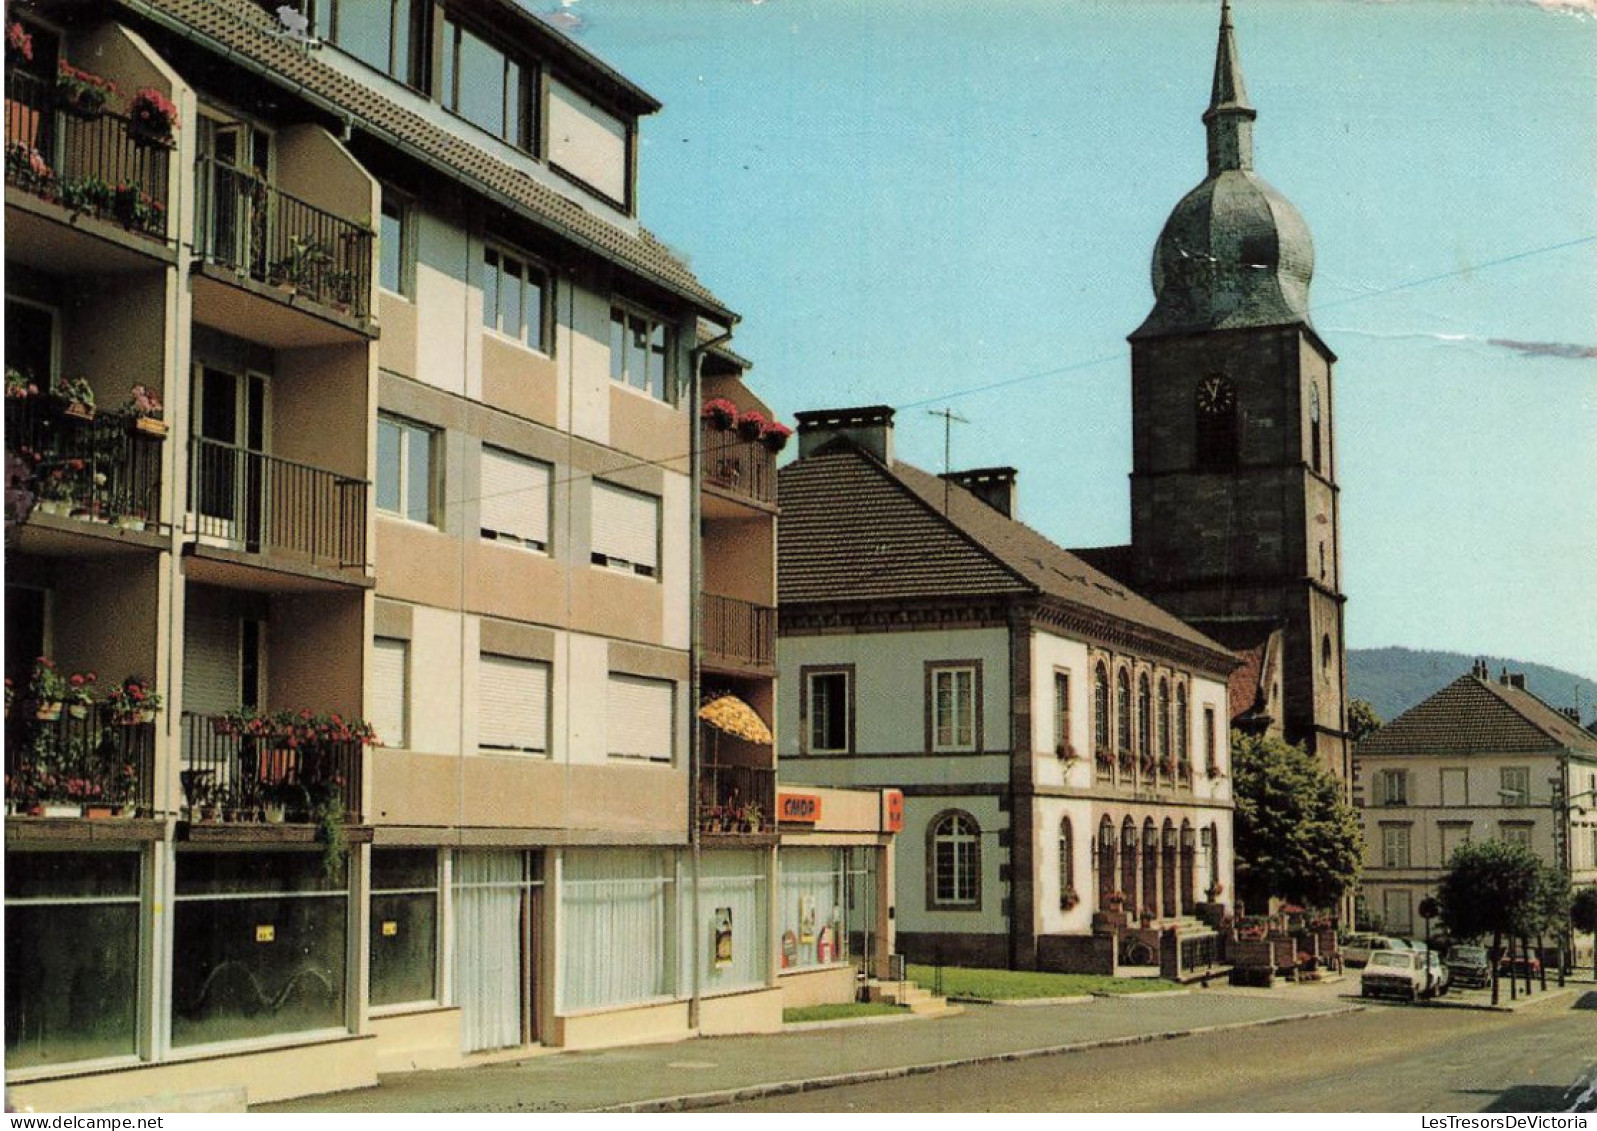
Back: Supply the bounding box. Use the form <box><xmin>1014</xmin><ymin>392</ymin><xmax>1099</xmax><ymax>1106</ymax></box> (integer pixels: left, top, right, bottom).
<box><xmin>778</xmin><ymin>792</ymin><xmax>822</xmax><ymax>823</ymax></box>
<box><xmin>883</xmin><ymin>789</ymin><xmax>904</xmax><ymax>833</ymax></box>
<box><xmin>255</xmin><ymin>925</ymin><xmax>275</xmax><ymax>943</ymax></box>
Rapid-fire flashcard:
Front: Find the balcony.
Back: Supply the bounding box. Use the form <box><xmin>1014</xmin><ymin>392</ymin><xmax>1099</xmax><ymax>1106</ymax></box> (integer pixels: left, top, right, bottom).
<box><xmin>701</xmin><ymin>422</ymin><xmax>776</xmax><ymax>511</ymax></box>
<box><xmin>180</xmin><ymin>712</ymin><xmax>364</xmax><ymax>827</ymax></box>
<box><xmin>6</xmin><ymin>395</ymin><xmax>167</xmax><ymax>550</ymax></box>
<box><xmin>697</xmin><ymin>762</ymin><xmax>776</xmax><ymax>838</ymax></box>
<box><xmin>701</xmin><ymin>594</ymin><xmax>776</xmax><ymax>674</ymax></box>
<box><xmin>186</xmin><ymin>436</ymin><xmax>371</xmax><ymax>585</ymax></box>
<box><xmin>5</xmin><ymin>67</ymin><xmax>175</xmax><ymax>268</ymax></box>
<box><xmin>4</xmin><ymin>704</ymin><xmax>156</xmax><ymax>818</ymax></box>
<box><xmin>193</xmin><ymin>155</ymin><xmax>374</xmax><ymax>341</ymax></box>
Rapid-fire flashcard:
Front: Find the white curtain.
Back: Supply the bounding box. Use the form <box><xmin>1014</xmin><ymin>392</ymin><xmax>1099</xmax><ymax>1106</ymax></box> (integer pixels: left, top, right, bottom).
<box><xmin>692</xmin><ymin>850</ymin><xmax>769</xmax><ymax>995</ymax></box>
<box><xmin>560</xmin><ymin>850</ymin><xmax>673</xmax><ymax>1012</ymax></box>
<box><xmin>453</xmin><ymin>851</ymin><xmax>523</xmax><ymax>1053</ymax></box>
<box><xmin>778</xmin><ymin>848</ymin><xmax>846</xmax><ymax>970</ymax></box>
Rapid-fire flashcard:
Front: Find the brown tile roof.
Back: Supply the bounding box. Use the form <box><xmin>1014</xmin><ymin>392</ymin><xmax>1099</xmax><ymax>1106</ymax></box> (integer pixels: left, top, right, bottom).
<box><xmin>123</xmin><ymin>0</ymin><xmax>732</xmax><ymax>318</ymax></box>
<box><xmin>777</xmin><ymin>443</ymin><xmax>1236</xmax><ymax>670</ymax></box>
<box><xmin>1355</xmin><ymin>674</ymin><xmax>1597</xmax><ymax>759</ymax></box>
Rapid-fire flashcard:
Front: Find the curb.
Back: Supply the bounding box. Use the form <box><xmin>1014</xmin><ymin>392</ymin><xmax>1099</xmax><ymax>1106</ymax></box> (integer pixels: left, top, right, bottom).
<box><xmin>782</xmin><ymin>1011</ymin><xmax>923</xmax><ymax>1032</ymax></box>
<box><xmin>594</xmin><ymin>1004</ymin><xmax>1366</xmax><ymax>1113</ymax></box>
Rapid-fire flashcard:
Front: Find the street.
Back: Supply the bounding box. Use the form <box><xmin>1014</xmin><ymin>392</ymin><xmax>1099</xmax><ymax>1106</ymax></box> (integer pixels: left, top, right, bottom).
<box><xmin>721</xmin><ymin>991</ymin><xmax>1597</xmax><ymax>1113</ymax></box>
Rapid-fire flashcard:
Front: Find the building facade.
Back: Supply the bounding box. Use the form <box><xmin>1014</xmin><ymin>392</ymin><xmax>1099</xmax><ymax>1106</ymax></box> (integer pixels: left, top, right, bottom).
<box><xmin>775</xmin><ymin>407</ymin><xmax>1238</xmax><ymax>973</ymax></box>
<box><xmin>1354</xmin><ymin>666</ymin><xmax>1597</xmax><ymax>954</ymax></box>
<box><xmin>4</xmin><ymin>0</ymin><xmax>891</xmax><ymax>1109</ymax></box>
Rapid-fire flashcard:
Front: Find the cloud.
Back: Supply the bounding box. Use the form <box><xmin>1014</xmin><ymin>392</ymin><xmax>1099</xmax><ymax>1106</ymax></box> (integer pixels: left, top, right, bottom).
<box><xmin>1486</xmin><ymin>338</ymin><xmax>1597</xmax><ymax>360</ymax></box>
<box><xmin>532</xmin><ymin>1</ymin><xmax>586</xmax><ymax>34</ymax></box>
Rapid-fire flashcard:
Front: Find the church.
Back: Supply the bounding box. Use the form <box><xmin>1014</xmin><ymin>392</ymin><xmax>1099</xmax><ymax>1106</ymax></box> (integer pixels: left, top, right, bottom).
<box><xmin>774</xmin><ymin>1</ymin><xmax>1350</xmax><ymax>970</ymax></box>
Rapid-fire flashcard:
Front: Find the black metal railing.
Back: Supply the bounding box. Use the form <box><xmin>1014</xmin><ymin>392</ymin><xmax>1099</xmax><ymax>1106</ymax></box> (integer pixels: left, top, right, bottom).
<box><xmin>4</xmin><ymin>703</ymin><xmax>156</xmax><ymax>815</ymax></box>
<box><xmin>6</xmin><ymin>397</ymin><xmax>166</xmax><ymax>529</ymax></box>
<box><xmin>701</xmin><ymin>422</ymin><xmax>776</xmax><ymax>505</ymax></box>
<box><xmin>5</xmin><ymin>67</ymin><xmax>171</xmax><ymax>240</ymax></box>
<box><xmin>1180</xmin><ymin>932</ymin><xmax>1220</xmax><ymax>972</ymax></box>
<box><xmin>187</xmin><ymin>436</ymin><xmax>369</xmax><ymax>571</ymax></box>
<box><xmin>180</xmin><ymin>713</ymin><xmax>363</xmax><ymax>823</ymax></box>
<box><xmin>696</xmin><ymin>762</ymin><xmax>776</xmax><ymax>835</ymax></box>
<box><xmin>701</xmin><ymin>594</ymin><xmax>776</xmax><ymax>669</ymax></box>
<box><xmin>194</xmin><ymin>155</ymin><xmax>373</xmax><ymax>319</ymax></box>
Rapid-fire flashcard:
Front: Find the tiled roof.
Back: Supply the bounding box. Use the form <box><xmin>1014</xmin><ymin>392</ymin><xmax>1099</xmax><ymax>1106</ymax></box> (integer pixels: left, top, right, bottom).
<box><xmin>1355</xmin><ymin>674</ymin><xmax>1597</xmax><ymax>759</ymax></box>
<box><xmin>123</xmin><ymin>0</ymin><xmax>731</xmax><ymax>318</ymax></box>
<box><xmin>777</xmin><ymin>443</ymin><xmax>1236</xmax><ymax>668</ymax></box>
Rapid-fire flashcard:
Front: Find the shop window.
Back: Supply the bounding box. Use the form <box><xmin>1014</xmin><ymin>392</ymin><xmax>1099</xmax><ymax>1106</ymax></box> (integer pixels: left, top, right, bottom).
<box><xmin>370</xmin><ymin>849</ymin><xmax>438</xmax><ymax>1008</ymax></box>
<box><xmin>778</xmin><ymin>848</ymin><xmax>850</xmax><ymax>970</ymax></box>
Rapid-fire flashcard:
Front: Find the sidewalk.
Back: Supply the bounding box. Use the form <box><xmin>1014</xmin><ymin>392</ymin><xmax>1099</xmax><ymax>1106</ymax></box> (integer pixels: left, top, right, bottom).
<box><xmin>261</xmin><ymin>984</ymin><xmax>1361</xmax><ymax>1114</ymax></box>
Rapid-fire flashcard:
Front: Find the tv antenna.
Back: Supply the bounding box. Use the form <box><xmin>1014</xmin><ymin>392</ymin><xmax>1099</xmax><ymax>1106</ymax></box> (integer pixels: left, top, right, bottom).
<box><xmin>927</xmin><ymin>407</ymin><xmax>968</xmax><ymax>514</ymax></box>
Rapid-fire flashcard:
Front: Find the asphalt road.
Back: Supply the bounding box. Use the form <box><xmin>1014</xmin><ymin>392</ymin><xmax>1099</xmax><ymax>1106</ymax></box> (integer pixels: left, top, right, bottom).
<box><xmin>721</xmin><ymin>991</ymin><xmax>1597</xmax><ymax>1113</ymax></box>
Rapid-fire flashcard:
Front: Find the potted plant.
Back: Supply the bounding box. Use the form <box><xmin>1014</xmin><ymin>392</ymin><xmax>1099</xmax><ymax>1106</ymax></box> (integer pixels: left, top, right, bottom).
<box><xmin>270</xmin><ymin>235</ymin><xmax>332</xmax><ymax>293</ymax></box>
<box><xmin>64</xmin><ymin>670</ymin><xmax>97</xmax><ymax>719</ymax></box>
<box><xmin>1061</xmin><ymin>889</ymin><xmax>1080</xmax><ymax>911</ymax></box>
<box><xmin>759</xmin><ymin>420</ymin><xmax>792</xmax><ymax>453</ymax></box>
<box><xmin>1057</xmin><ymin>741</ymin><xmax>1079</xmax><ymax>764</ymax></box>
<box><xmin>29</xmin><ymin>657</ymin><xmax>68</xmax><ymax>719</ymax></box>
<box><xmin>124</xmin><ymin>384</ymin><xmax>167</xmax><ymax>436</ymax></box>
<box><xmin>6</xmin><ymin>367</ymin><xmax>38</xmax><ymax>400</ymax></box>
<box><xmin>1207</xmin><ymin>763</ymin><xmax>1225</xmax><ymax>780</ymax></box>
<box><xmin>126</xmin><ymin>88</ymin><xmax>179</xmax><ymax>146</ymax></box>
<box><xmin>1158</xmin><ymin>755</ymin><xmax>1176</xmax><ymax>778</ymax></box>
<box><xmin>1206</xmin><ymin>880</ymin><xmax>1225</xmax><ymax>902</ymax></box>
<box><xmin>735</xmin><ymin>410</ymin><xmax>766</xmax><ymax>443</ymax></box>
<box><xmin>6</xmin><ymin>141</ymin><xmax>52</xmax><ymax>190</ymax></box>
<box><xmin>8</xmin><ymin>20</ymin><xmax>33</xmax><ymax>64</ymax></box>
<box><xmin>108</xmin><ymin>676</ymin><xmax>161</xmax><ymax>724</ymax></box>
<box><xmin>111</xmin><ymin>184</ymin><xmax>165</xmax><ymax>233</ymax></box>
<box><xmin>1106</xmin><ymin>890</ymin><xmax>1126</xmax><ymax>913</ymax></box>
<box><xmin>702</xmin><ymin>397</ymin><xmax>738</xmax><ymax>430</ymax></box>
<box><xmin>50</xmin><ymin>374</ymin><xmax>96</xmax><ymax>419</ymax></box>
<box><xmin>739</xmin><ymin>801</ymin><xmax>764</xmax><ymax>833</ymax></box>
<box><xmin>1094</xmin><ymin>745</ymin><xmax>1114</xmax><ymax>772</ymax></box>
<box><xmin>56</xmin><ymin>61</ymin><xmax>118</xmax><ymax>117</ymax></box>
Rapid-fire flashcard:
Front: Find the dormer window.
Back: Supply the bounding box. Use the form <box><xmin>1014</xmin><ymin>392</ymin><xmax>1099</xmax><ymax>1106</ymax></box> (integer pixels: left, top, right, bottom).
<box><xmin>327</xmin><ymin>0</ymin><xmax>424</xmax><ymax>85</ymax></box>
<box><xmin>441</xmin><ymin>16</ymin><xmax>534</xmax><ymax>152</ymax></box>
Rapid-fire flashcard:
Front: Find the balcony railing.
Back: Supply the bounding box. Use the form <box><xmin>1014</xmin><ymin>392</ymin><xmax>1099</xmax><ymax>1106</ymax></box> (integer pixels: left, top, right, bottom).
<box><xmin>5</xmin><ymin>67</ymin><xmax>171</xmax><ymax>240</ymax></box>
<box><xmin>194</xmin><ymin>155</ymin><xmax>373</xmax><ymax>319</ymax></box>
<box><xmin>701</xmin><ymin>594</ymin><xmax>776</xmax><ymax>669</ymax></box>
<box><xmin>701</xmin><ymin>422</ymin><xmax>776</xmax><ymax>505</ymax></box>
<box><xmin>697</xmin><ymin>762</ymin><xmax>776</xmax><ymax>836</ymax></box>
<box><xmin>5</xmin><ymin>703</ymin><xmax>156</xmax><ymax>816</ymax></box>
<box><xmin>7</xmin><ymin>397</ymin><xmax>166</xmax><ymax>529</ymax></box>
<box><xmin>187</xmin><ymin>436</ymin><xmax>369</xmax><ymax>571</ymax></box>
<box><xmin>181</xmin><ymin>713</ymin><xmax>363</xmax><ymax>824</ymax></box>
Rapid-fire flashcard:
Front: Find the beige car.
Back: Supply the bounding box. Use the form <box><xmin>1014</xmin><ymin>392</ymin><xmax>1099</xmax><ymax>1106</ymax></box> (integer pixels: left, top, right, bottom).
<box><xmin>1360</xmin><ymin>949</ymin><xmax>1444</xmax><ymax>1001</ymax></box>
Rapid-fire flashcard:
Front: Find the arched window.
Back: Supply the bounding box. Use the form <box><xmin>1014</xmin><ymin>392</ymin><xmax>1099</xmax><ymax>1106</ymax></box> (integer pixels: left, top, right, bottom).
<box><xmin>1121</xmin><ymin>818</ymin><xmax>1138</xmax><ymax>905</ymax></box>
<box><xmin>1195</xmin><ymin>374</ymin><xmax>1239</xmax><ymax>469</ymax></box>
<box><xmin>1310</xmin><ymin>383</ymin><xmax>1323</xmax><ymax>474</ymax></box>
<box><xmin>1180</xmin><ymin>821</ymin><xmax>1196</xmax><ymax>913</ymax></box>
<box><xmin>1059</xmin><ymin>818</ymin><xmax>1076</xmax><ymax>910</ymax></box>
<box><xmin>1141</xmin><ymin>819</ymin><xmax>1158</xmax><ymax>920</ymax></box>
<box><xmin>1158</xmin><ymin>678</ymin><xmax>1171</xmax><ymax>764</ymax></box>
<box><xmin>1093</xmin><ymin>663</ymin><xmax>1110</xmax><ymax>752</ymax></box>
<box><xmin>1137</xmin><ymin>674</ymin><xmax>1152</xmax><ymax>761</ymax></box>
<box><xmin>1115</xmin><ymin>669</ymin><xmax>1132</xmax><ymax>752</ymax></box>
<box><xmin>1097</xmin><ymin>817</ymin><xmax>1116</xmax><ymax>909</ymax></box>
<box><xmin>1321</xmin><ymin>634</ymin><xmax>1334</xmax><ymax>675</ymax></box>
<box><xmin>1175</xmin><ymin>683</ymin><xmax>1190</xmax><ymax>771</ymax></box>
<box><xmin>928</xmin><ymin>811</ymin><xmax>980</xmax><ymax>909</ymax></box>
<box><xmin>1161</xmin><ymin>820</ymin><xmax>1178</xmax><ymax>918</ymax></box>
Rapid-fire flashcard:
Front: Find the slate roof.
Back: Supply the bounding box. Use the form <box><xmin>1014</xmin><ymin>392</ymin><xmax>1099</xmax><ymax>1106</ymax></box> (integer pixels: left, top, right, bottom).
<box><xmin>777</xmin><ymin>442</ymin><xmax>1237</xmax><ymax>671</ymax></box>
<box><xmin>123</xmin><ymin>0</ymin><xmax>732</xmax><ymax>319</ymax></box>
<box><xmin>1355</xmin><ymin>674</ymin><xmax>1597</xmax><ymax>759</ymax></box>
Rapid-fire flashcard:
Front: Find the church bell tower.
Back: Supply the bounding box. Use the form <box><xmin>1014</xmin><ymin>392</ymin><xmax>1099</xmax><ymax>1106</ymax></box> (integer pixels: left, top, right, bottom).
<box><xmin>1126</xmin><ymin>1</ymin><xmax>1349</xmax><ymax>784</ymax></box>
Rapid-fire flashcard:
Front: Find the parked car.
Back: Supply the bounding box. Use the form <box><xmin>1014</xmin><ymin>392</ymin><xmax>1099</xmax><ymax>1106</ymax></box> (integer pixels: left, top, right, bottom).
<box><xmin>1342</xmin><ymin>934</ymin><xmax>1400</xmax><ymax>968</ymax></box>
<box><xmin>1360</xmin><ymin>949</ymin><xmax>1444</xmax><ymax>1001</ymax></box>
<box><xmin>1446</xmin><ymin>945</ymin><xmax>1492</xmax><ymax>988</ymax></box>
<box><xmin>1425</xmin><ymin>949</ymin><xmax>1450</xmax><ymax>996</ymax></box>
<box><xmin>1496</xmin><ymin>951</ymin><xmax>1543</xmax><ymax>979</ymax></box>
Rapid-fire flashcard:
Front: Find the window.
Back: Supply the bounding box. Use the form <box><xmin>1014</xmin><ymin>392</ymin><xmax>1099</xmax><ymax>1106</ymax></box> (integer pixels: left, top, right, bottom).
<box><xmin>695</xmin><ymin>850</ymin><xmax>770</xmax><ymax>995</ymax></box>
<box><xmin>1176</xmin><ymin>684</ymin><xmax>1190</xmax><ymax>768</ymax></box>
<box><xmin>328</xmin><ymin>0</ymin><xmax>421</xmax><ymax>83</ymax></box>
<box><xmin>1053</xmin><ymin>670</ymin><xmax>1071</xmax><ymax>756</ymax></box>
<box><xmin>804</xmin><ymin>668</ymin><xmax>852</xmax><ymax>754</ymax></box>
<box><xmin>560</xmin><ymin>850</ymin><xmax>674</xmax><ymax>1011</ymax></box>
<box><xmin>928</xmin><ymin>663</ymin><xmax>978</xmax><ymax>752</ymax></box>
<box><xmin>1195</xmin><ymin>374</ymin><xmax>1239</xmax><ymax>469</ymax></box>
<box><xmin>454</xmin><ymin>851</ymin><xmax>542</xmax><ymax>1051</ymax></box>
<box><xmin>1500</xmin><ymin>766</ymin><xmax>1530</xmax><ymax>807</ymax></box>
<box><xmin>482</xmin><ymin>247</ymin><xmax>548</xmax><ymax>351</ymax></box>
<box><xmin>1321</xmin><ymin>634</ymin><xmax>1334</xmax><ymax>675</ymax></box>
<box><xmin>371</xmin><ymin>636</ymin><xmax>409</xmax><ymax>749</ymax></box>
<box><xmin>1092</xmin><ymin>663</ymin><xmax>1110</xmax><ymax>754</ymax></box>
<box><xmin>480</xmin><ymin>447</ymin><xmax>551</xmax><ymax>552</ymax></box>
<box><xmin>376</xmin><ymin>413</ymin><xmax>436</xmax><ymax>525</ymax></box>
<box><xmin>1378</xmin><ymin>769</ymin><xmax>1408</xmax><ymax>807</ymax></box>
<box><xmin>548</xmin><ymin>78</ymin><xmax>629</xmax><ymax>207</ymax></box>
<box><xmin>590</xmin><ymin>482</ymin><xmax>659</xmax><ymax>578</ymax></box>
<box><xmin>1058</xmin><ymin>818</ymin><xmax>1076</xmax><ymax>909</ymax></box>
<box><xmin>1440</xmin><ymin>768</ymin><xmax>1468</xmax><ymax>807</ymax></box>
<box><xmin>1499</xmin><ymin>823</ymin><xmax>1533</xmax><ymax>850</ymax></box>
<box><xmin>928</xmin><ymin>811</ymin><xmax>980</xmax><ymax>909</ymax></box>
<box><xmin>1383</xmin><ymin>889</ymin><xmax>1413</xmax><ymax>935</ymax></box>
<box><xmin>5</xmin><ymin>852</ymin><xmax>141</xmax><ymax>1068</ymax></box>
<box><xmin>1438</xmin><ymin>823</ymin><xmax>1471</xmax><ymax>862</ymax></box>
<box><xmin>1115</xmin><ymin>669</ymin><xmax>1132</xmax><ymax>752</ymax></box>
<box><xmin>609</xmin><ymin>305</ymin><xmax>672</xmax><ymax>402</ymax></box>
<box><xmin>1136</xmin><ymin>674</ymin><xmax>1152</xmax><ymax>760</ymax></box>
<box><xmin>1381</xmin><ymin>825</ymin><xmax>1412</xmax><ymax>869</ymax></box>
<box><xmin>779</xmin><ymin>849</ymin><xmax>850</xmax><ymax>969</ymax></box>
<box><xmin>370</xmin><ymin>849</ymin><xmax>437</xmax><ymax>1007</ymax></box>
<box><xmin>379</xmin><ymin>193</ymin><xmax>410</xmax><ymax>296</ymax></box>
<box><xmin>606</xmin><ymin>674</ymin><xmax>674</xmax><ymax>763</ymax></box>
<box><xmin>1203</xmin><ymin>706</ymin><xmax>1217</xmax><ymax>772</ymax></box>
<box><xmin>5</xmin><ymin>296</ymin><xmax>57</xmax><ymax>392</ymax></box>
<box><xmin>440</xmin><ymin>17</ymin><xmax>531</xmax><ymax>150</ymax></box>
<box><xmin>1157</xmin><ymin>678</ymin><xmax>1171</xmax><ymax>762</ymax></box>
<box><xmin>478</xmin><ymin>654</ymin><xmax>549</xmax><ymax>754</ymax></box>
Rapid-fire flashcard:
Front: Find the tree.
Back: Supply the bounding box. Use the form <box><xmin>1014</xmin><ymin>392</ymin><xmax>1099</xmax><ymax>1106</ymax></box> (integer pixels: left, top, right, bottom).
<box><xmin>1347</xmin><ymin>698</ymin><xmax>1382</xmax><ymax>744</ymax></box>
<box><xmin>1570</xmin><ymin>886</ymin><xmax>1597</xmax><ymax>978</ymax></box>
<box><xmin>1436</xmin><ymin>839</ymin><xmax>1543</xmax><ymax>1004</ymax></box>
<box><xmin>1532</xmin><ymin>864</ymin><xmax>1571</xmax><ymax>988</ymax></box>
<box><xmin>1231</xmin><ymin>731</ymin><xmax>1362</xmax><ymax>913</ymax></box>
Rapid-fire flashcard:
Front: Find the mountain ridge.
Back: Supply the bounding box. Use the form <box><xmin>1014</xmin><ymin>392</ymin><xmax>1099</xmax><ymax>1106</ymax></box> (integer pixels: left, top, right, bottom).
<box><xmin>1348</xmin><ymin>646</ymin><xmax>1597</xmax><ymax>728</ymax></box>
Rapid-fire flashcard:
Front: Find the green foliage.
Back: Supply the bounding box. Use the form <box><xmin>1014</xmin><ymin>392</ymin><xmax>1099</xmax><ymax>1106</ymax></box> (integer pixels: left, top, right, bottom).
<box><xmin>1347</xmin><ymin>698</ymin><xmax>1383</xmax><ymax>744</ymax></box>
<box><xmin>1436</xmin><ymin>839</ymin><xmax>1543</xmax><ymax>943</ymax></box>
<box><xmin>783</xmin><ymin>1002</ymin><xmax>905</xmax><ymax>1023</ymax></box>
<box><xmin>905</xmin><ymin>965</ymin><xmax>1170</xmax><ymax>999</ymax></box>
<box><xmin>1231</xmin><ymin>731</ymin><xmax>1362</xmax><ymax>911</ymax></box>
<box><xmin>1571</xmin><ymin>887</ymin><xmax>1597</xmax><ymax>936</ymax></box>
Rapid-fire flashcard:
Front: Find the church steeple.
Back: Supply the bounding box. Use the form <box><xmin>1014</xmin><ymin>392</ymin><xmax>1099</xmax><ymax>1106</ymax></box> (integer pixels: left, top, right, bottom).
<box><xmin>1203</xmin><ymin>0</ymin><xmax>1256</xmax><ymax>174</ymax></box>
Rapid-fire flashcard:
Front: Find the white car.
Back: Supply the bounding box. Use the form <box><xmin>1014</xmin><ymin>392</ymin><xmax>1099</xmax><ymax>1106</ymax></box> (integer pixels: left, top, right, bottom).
<box><xmin>1342</xmin><ymin>934</ymin><xmax>1401</xmax><ymax>969</ymax></box>
<box><xmin>1360</xmin><ymin>949</ymin><xmax>1444</xmax><ymax>1001</ymax></box>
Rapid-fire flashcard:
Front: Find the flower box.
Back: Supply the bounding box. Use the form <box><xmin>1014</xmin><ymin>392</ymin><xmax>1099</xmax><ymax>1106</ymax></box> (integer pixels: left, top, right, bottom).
<box><xmin>63</xmin><ymin>401</ymin><xmax>96</xmax><ymax>421</ymax></box>
<box><xmin>39</xmin><ymin>803</ymin><xmax>81</xmax><ymax>819</ymax></box>
<box><xmin>34</xmin><ymin>702</ymin><xmax>62</xmax><ymax>721</ymax></box>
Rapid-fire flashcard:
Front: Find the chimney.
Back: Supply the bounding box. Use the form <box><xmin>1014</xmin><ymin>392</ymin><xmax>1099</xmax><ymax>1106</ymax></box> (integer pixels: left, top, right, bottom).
<box><xmin>1561</xmin><ymin>706</ymin><xmax>1580</xmax><ymax>722</ymax></box>
<box><xmin>941</xmin><ymin>466</ymin><xmax>1019</xmax><ymax>518</ymax></box>
<box><xmin>794</xmin><ymin>405</ymin><xmax>895</xmax><ymax>464</ymax></box>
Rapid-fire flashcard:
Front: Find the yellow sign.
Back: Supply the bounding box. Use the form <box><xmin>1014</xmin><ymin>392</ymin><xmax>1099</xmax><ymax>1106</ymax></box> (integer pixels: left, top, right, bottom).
<box><xmin>382</xmin><ymin>920</ymin><xmax>398</xmax><ymax>937</ymax></box>
<box><xmin>255</xmin><ymin>925</ymin><xmax>275</xmax><ymax>943</ymax></box>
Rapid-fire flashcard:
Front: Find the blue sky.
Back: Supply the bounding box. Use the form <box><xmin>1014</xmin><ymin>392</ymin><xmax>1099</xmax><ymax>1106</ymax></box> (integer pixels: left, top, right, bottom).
<box><xmin>539</xmin><ymin>0</ymin><xmax>1597</xmax><ymax>681</ymax></box>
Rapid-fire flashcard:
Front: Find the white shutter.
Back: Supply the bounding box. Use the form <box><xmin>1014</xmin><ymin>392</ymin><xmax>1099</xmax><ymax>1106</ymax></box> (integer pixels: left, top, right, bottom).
<box><xmin>606</xmin><ymin>675</ymin><xmax>673</xmax><ymax>762</ymax></box>
<box><xmin>547</xmin><ymin>79</ymin><xmax>628</xmax><ymax>205</ymax></box>
<box><xmin>371</xmin><ymin>637</ymin><xmax>408</xmax><ymax>749</ymax></box>
<box><xmin>480</xmin><ymin>448</ymin><xmax>550</xmax><ymax>549</ymax></box>
<box><xmin>592</xmin><ymin>483</ymin><xmax>658</xmax><ymax>573</ymax></box>
<box><xmin>478</xmin><ymin>654</ymin><xmax>548</xmax><ymax>753</ymax></box>
<box><xmin>183</xmin><ymin>614</ymin><xmax>240</xmax><ymax>717</ymax></box>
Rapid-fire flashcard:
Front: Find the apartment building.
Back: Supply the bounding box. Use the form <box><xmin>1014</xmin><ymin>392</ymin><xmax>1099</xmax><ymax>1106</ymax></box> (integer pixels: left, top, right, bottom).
<box><xmin>1355</xmin><ymin>665</ymin><xmax>1597</xmax><ymax>946</ymax></box>
<box><xmin>4</xmin><ymin>0</ymin><xmax>892</xmax><ymax>1109</ymax></box>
